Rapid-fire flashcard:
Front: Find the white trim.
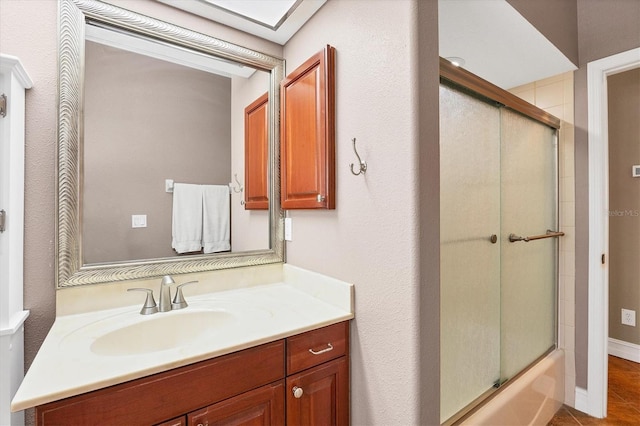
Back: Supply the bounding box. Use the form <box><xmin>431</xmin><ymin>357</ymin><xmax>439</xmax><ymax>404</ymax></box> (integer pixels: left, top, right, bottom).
<box><xmin>608</xmin><ymin>338</ymin><xmax>640</xmax><ymax>363</ymax></box>
<box><xmin>0</xmin><ymin>310</ymin><xmax>29</xmax><ymax>337</ymax></box>
<box><xmin>0</xmin><ymin>53</ymin><xmax>31</xmax><ymax>426</ymax></box>
<box><xmin>587</xmin><ymin>47</ymin><xmax>640</xmax><ymax>419</ymax></box>
<box><xmin>0</xmin><ymin>54</ymin><xmax>33</xmax><ymax>89</ymax></box>
<box><xmin>574</xmin><ymin>387</ymin><xmax>588</xmax><ymax>413</ymax></box>
<box><xmin>155</xmin><ymin>0</ymin><xmax>326</xmax><ymax>45</ymax></box>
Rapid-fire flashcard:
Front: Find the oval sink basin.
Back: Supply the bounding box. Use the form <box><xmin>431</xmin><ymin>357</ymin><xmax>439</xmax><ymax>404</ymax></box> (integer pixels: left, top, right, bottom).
<box><xmin>89</xmin><ymin>310</ymin><xmax>235</xmax><ymax>356</ymax></box>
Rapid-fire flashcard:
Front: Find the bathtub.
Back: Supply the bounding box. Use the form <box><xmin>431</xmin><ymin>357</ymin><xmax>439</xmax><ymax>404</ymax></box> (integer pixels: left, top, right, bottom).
<box><xmin>460</xmin><ymin>349</ymin><xmax>565</xmax><ymax>426</ymax></box>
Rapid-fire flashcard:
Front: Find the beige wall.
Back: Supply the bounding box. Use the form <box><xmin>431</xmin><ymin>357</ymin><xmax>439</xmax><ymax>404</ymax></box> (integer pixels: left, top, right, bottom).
<box><xmin>282</xmin><ymin>0</ymin><xmax>441</xmax><ymax>423</ymax></box>
<box><xmin>574</xmin><ymin>0</ymin><xmax>640</xmax><ymax>389</ymax></box>
<box><xmin>607</xmin><ymin>68</ymin><xmax>640</xmax><ymax>346</ymax></box>
<box><xmin>83</xmin><ymin>42</ymin><xmax>231</xmax><ymax>263</ymax></box>
<box><xmin>230</xmin><ymin>71</ymin><xmax>271</xmax><ymax>252</ymax></box>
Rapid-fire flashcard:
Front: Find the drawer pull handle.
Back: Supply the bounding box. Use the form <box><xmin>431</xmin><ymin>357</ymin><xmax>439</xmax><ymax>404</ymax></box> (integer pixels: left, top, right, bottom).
<box><xmin>293</xmin><ymin>386</ymin><xmax>304</xmax><ymax>398</ymax></box>
<box><xmin>308</xmin><ymin>343</ymin><xmax>333</xmax><ymax>355</ymax></box>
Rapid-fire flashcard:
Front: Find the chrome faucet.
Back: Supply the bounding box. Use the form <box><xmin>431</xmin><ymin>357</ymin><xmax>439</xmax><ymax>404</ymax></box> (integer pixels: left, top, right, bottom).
<box><xmin>128</xmin><ymin>275</ymin><xmax>198</xmax><ymax>315</ymax></box>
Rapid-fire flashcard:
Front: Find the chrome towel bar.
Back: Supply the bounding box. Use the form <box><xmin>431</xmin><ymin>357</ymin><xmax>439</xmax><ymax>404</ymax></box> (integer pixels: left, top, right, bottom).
<box><xmin>509</xmin><ymin>229</ymin><xmax>565</xmax><ymax>243</ymax></box>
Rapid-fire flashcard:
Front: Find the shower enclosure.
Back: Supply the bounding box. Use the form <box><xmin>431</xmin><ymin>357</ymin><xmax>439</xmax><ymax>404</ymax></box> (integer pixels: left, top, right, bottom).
<box><xmin>439</xmin><ymin>60</ymin><xmax>561</xmax><ymax>424</ymax></box>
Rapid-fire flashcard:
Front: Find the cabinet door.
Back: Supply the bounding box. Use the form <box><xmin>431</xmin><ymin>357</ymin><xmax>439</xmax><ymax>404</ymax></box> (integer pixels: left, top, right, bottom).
<box><xmin>280</xmin><ymin>45</ymin><xmax>335</xmax><ymax>209</ymax></box>
<box><xmin>188</xmin><ymin>381</ymin><xmax>284</xmax><ymax>426</ymax></box>
<box><xmin>244</xmin><ymin>92</ymin><xmax>269</xmax><ymax>210</ymax></box>
<box><xmin>286</xmin><ymin>357</ymin><xmax>348</xmax><ymax>426</ymax></box>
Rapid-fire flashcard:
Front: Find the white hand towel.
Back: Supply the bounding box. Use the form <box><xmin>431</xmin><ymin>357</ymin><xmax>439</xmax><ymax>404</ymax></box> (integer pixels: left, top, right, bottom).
<box><xmin>202</xmin><ymin>185</ymin><xmax>231</xmax><ymax>253</ymax></box>
<box><xmin>171</xmin><ymin>183</ymin><xmax>204</xmax><ymax>254</ymax></box>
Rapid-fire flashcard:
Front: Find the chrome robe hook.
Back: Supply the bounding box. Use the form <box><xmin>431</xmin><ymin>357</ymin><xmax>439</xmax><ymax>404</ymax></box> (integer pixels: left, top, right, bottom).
<box><xmin>231</xmin><ymin>173</ymin><xmax>243</xmax><ymax>193</ymax></box>
<box><xmin>349</xmin><ymin>138</ymin><xmax>367</xmax><ymax>175</ymax></box>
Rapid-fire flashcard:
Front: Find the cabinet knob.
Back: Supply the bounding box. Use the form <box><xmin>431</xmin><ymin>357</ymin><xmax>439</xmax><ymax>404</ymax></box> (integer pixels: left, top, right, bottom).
<box><xmin>292</xmin><ymin>386</ymin><xmax>304</xmax><ymax>398</ymax></box>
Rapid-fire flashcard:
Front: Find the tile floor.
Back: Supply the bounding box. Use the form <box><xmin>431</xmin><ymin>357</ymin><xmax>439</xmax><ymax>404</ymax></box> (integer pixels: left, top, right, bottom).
<box><xmin>547</xmin><ymin>355</ymin><xmax>640</xmax><ymax>425</ymax></box>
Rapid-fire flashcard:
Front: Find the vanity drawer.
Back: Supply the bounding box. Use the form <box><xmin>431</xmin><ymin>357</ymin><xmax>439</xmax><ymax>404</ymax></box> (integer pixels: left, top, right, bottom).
<box><xmin>286</xmin><ymin>321</ymin><xmax>348</xmax><ymax>374</ymax></box>
<box><xmin>36</xmin><ymin>341</ymin><xmax>285</xmax><ymax>426</ymax></box>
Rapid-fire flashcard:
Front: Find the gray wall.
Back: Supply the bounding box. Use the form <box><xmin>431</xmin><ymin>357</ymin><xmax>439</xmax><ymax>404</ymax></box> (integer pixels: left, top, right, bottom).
<box><xmin>83</xmin><ymin>42</ymin><xmax>231</xmax><ymax>263</ymax></box>
<box><xmin>607</xmin><ymin>68</ymin><xmax>640</xmax><ymax>346</ymax></box>
<box><xmin>574</xmin><ymin>0</ymin><xmax>640</xmax><ymax>388</ymax></box>
<box><xmin>507</xmin><ymin>0</ymin><xmax>579</xmax><ymax>66</ymax></box>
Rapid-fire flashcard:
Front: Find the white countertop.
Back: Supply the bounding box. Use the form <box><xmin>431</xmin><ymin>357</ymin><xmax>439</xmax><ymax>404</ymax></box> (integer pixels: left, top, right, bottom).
<box><xmin>12</xmin><ymin>265</ymin><xmax>354</xmax><ymax>411</ymax></box>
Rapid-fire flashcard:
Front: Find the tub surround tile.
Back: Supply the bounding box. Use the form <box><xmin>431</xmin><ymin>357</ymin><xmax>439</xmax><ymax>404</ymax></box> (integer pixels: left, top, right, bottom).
<box><xmin>561</xmin><ymin>202</ymin><xmax>576</xmax><ymax>227</ymax></box>
<box><xmin>536</xmin><ymin>81</ymin><xmax>564</xmax><ymax>110</ymax></box>
<box><xmin>561</xmin><ymin>226</ymin><xmax>576</xmax><ymax>255</ymax></box>
<box><xmin>565</xmin><ymin>326</ymin><xmax>576</xmax><ymax>352</ymax></box>
<box><xmin>539</xmin><ymin>73</ymin><xmax>565</xmax><ymax>86</ymax></box>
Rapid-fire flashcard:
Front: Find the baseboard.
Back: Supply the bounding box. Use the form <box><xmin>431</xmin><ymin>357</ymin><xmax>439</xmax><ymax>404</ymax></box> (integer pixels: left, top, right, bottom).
<box><xmin>574</xmin><ymin>387</ymin><xmax>588</xmax><ymax>413</ymax></box>
<box><xmin>608</xmin><ymin>337</ymin><xmax>640</xmax><ymax>363</ymax></box>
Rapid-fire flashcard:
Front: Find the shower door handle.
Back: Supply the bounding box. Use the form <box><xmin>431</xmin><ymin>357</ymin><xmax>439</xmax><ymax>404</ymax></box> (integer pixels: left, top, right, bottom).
<box><xmin>509</xmin><ymin>230</ymin><xmax>565</xmax><ymax>243</ymax></box>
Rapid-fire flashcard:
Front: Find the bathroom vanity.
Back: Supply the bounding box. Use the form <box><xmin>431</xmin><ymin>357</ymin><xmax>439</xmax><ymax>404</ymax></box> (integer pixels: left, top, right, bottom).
<box><xmin>12</xmin><ymin>265</ymin><xmax>354</xmax><ymax>426</ymax></box>
<box><xmin>35</xmin><ymin>322</ymin><xmax>349</xmax><ymax>425</ymax></box>
<box><xmin>14</xmin><ymin>2</ymin><xmax>354</xmax><ymax>423</ymax></box>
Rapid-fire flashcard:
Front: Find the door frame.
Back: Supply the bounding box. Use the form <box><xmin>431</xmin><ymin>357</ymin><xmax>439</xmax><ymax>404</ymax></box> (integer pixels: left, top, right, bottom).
<box><xmin>585</xmin><ymin>47</ymin><xmax>640</xmax><ymax>419</ymax></box>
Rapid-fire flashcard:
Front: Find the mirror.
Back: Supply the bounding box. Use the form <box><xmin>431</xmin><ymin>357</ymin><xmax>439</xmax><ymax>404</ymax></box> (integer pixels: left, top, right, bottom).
<box><xmin>57</xmin><ymin>0</ymin><xmax>284</xmax><ymax>288</ymax></box>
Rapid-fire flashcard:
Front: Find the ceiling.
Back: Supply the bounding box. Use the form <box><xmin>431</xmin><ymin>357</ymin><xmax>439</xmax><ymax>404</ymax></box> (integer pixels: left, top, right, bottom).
<box><xmin>439</xmin><ymin>0</ymin><xmax>577</xmax><ymax>89</ymax></box>
<box><xmin>157</xmin><ymin>0</ymin><xmax>576</xmax><ymax>88</ymax></box>
<box><xmin>156</xmin><ymin>0</ymin><xmax>326</xmax><ymax>45</ymax></box>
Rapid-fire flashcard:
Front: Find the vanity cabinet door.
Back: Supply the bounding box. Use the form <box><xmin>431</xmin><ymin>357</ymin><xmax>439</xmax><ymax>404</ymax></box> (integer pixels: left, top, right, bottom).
<box><xmin>187</xmin><ymin>381</ymin><xmax>284</xmax><ymax>425</ymax></box>
<box><xmin>286</xmin><ymin>357</ymin><xmax>349</xmax><ymax>426</ymax></box>
<box><xmin>244</xmin><ymin>92</ymin><xmax>269</xmax><ymax>210</ymax></box>
<box><xmin>280</xmin><ymin>45</ymin><xmax>336</xmax><ymax>209</ymax></box>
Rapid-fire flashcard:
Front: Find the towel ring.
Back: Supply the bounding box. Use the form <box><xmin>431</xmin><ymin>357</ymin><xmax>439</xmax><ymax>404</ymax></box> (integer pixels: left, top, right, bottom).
<box><xmin>349</xmin><ymin>138</ymin><xmax>367</xmax><ymax>176</ymax></box>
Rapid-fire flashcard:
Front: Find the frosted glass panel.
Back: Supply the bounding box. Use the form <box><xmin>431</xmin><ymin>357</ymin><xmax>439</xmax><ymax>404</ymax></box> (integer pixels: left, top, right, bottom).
<box><xmin>440</xmin><ymin>85</ymin><xmax>501</xmax><ymax>422</ymax></box>
<box><xmin>439</xmin><ymin>84</ymin><xmax>559</xmax><ymax>423</ymax></box>
<box><xmin>500</xmin><ymin>108</ymin><xmax>557</xmax><ymax>380</ymax></box>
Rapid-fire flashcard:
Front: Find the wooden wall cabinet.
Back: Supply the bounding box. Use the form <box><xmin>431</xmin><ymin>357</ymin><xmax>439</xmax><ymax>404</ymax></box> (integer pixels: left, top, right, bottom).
<box><xmin>244</xmin><ymin>92</ymin><xmax>269</xmax><ymax>210</ymax></box>
<box><xmin>35</xmin><ymin>322</ymin><xmax>349</xmax><ymax>425</ymax></box>
<box><xmin>281</xmin><ymin>45</ymin><xmax>336</xmax><ymax>209</ymax></box>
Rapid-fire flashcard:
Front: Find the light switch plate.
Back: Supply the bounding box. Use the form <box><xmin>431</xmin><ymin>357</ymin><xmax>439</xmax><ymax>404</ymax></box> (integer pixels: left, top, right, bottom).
<box><xmin>132</xmin><ymin>214</ymin><xmax>147</xmax><ymax>228</ymax></box>
<box><xmin>284</xmin><ymin>217</ymin><xmax>292</xmax><ymax>241</ymax></box>
<box><xmin>632</xmin><ymin>165</ymin><xmax>640</xmax><ymax>177</ymax></box>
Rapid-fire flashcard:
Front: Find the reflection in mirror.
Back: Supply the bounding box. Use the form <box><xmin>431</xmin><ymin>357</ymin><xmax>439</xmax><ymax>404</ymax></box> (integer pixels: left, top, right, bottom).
<box><xmin>82</xmin><ymin>26</ymin><xmax>270</xmax><ymax>264</ymax></box>
<box><xmin>57</xmin><ymin>0</ymin><xmax>284</xmax><ymax>287</ymax></box>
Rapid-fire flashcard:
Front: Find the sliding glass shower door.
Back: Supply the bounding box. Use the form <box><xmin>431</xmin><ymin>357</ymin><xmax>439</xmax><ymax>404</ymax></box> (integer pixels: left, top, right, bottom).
<box><xmin>439</xmin><ymin>83</ymin><xmax>558</xmax><ymax>424</ymax></box>
<box><xmin>500</xmin><ymin>108</ymin><xmax>558</xmax><ymax>381</ymax></box>
<box><xmin>440</xmin><ymin>84</ymin><xmax>502</xmax><ymax>423</ymax></box>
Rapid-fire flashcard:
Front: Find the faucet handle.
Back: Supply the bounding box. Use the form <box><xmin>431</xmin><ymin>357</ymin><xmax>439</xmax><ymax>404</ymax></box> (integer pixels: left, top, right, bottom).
<box><xmin>127</xmin><ymin>288</ymin><xmax>158</xmax><ymax>315</ymax></box>
<box><xmin>171</xmin><ymin>281</ymin><xmax>198</xmax><ymax>310</ymax></box>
